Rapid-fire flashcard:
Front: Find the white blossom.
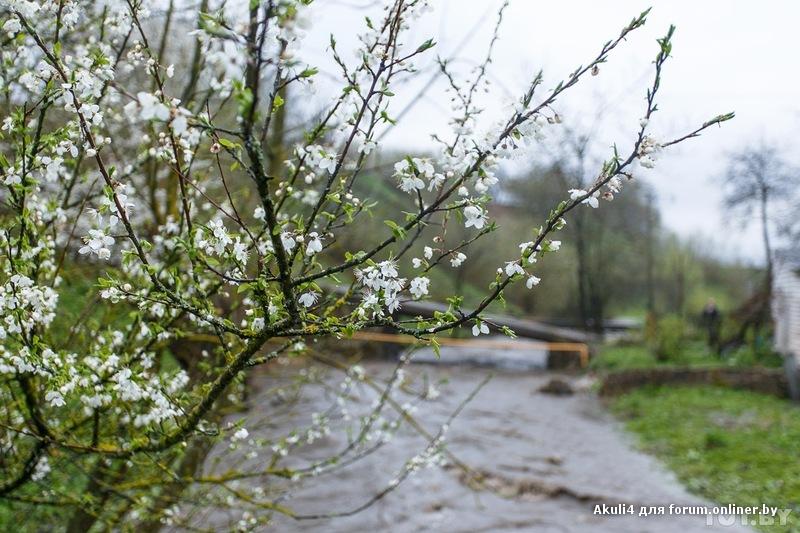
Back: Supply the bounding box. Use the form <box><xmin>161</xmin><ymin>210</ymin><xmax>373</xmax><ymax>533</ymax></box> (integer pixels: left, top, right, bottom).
<box><xmin>306</xmin><ymin>232</ymin><xmax>323</xmax><ymax>256</ymax></box>
<box><xmin>280</xmin><ymin>232</ymin><xmax>296</xmax><ymax>252</ymax></box>
<box><xmin>232</xmin><ymin>240</ymin><xmax>248</xmax><ymax>264</ymax></box>
<box><xmin>355</xmin><ymin>260</ymin><xmax>406</xmax><ymax>317</ymax></box>
<box><xmin>4</xmin><ymin>172</ymin><xmax>21</xmax><ymax>186</ymax></box>
<box><xmin>504</xmin><ymin>261</ymin><xmax>524</xmax><ymax>277</ymax></box>
<box><xmin>472</xmin><ymin>322</ymin><xmax>490</xmax><ymax>336</ymax></box>
<box><xmin>463</xmin><ymin>205</ymin><xmax>487</xmax><ymax>229</ymax></box>
<box><xmin>638</xmin><ymin>135</ymin><xmax>661</xmax><ymax>169</ymax></box>
<box><xmin>450</xmin><ymin>252</ymin><xmax>466</xmax><ymax>268</ymax></box>
<box><xmin>136</xmin><ymin>92</ymin><xmax>169</xmax><ymax>121</ymax></box>
<box><xmin>45</xmin><ymin>390</ymin><xmax>66</xmax><ymax>407</ymax></box>
<box><xmin>298</xmin><ymin>291</ymin><xmax>319</xmax><ymax>308</ymax></box>
<box><xmin>409</xmin><ymin>277</ymin><xmax>430</xmax><ymax>299</ymax></box>
<box><xmin>3</xmin><ymin>18</ymin><xmax>21</xmax><ymax>35</ymax></box>
<box><xmin>569</xmin><ymin>189</ymin><xmax>599</xmax><ymax>208</ymax></box>
<box><xmin>79</xmin><ymin>229</ymin><xmax>114</xmax><ymax>260</ymax></box>
<box><xmin>318</xmin><ymin>152</ymin><xmax>337</xmax><ymax>174</ymax></box>
<box><xmin>232</xmin><ymin>428</ymin><xmax>249</xmax><ymax>442</ymax></box>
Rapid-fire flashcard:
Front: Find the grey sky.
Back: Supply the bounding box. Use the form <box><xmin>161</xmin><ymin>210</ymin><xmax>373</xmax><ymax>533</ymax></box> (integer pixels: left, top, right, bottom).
<box><xmin>303</xmin><ymin>0</ymin><xmax>799</xmax><ymax>264</ymax></box>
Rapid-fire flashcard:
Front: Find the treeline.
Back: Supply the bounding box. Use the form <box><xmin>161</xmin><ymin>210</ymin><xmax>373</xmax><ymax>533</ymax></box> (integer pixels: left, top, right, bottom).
<box><xmin>343</xmin><ymin>154</ymin><xmax>761</xmax><ymax>329</ymax></box>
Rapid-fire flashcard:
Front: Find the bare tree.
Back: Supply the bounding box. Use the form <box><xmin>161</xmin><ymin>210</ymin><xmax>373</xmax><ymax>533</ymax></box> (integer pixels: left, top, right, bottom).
<box><xmin>721</xmin><ymin>145</ymin><xmax>794</xmax><ymax>290</ymax></box>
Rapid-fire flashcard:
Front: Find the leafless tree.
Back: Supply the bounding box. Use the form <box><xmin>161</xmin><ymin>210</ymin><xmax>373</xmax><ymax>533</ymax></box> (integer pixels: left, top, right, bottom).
<box><xmin>721</xmin><ymin>145</ymin><xmax>795</xmax><ymax>290</ymax></box>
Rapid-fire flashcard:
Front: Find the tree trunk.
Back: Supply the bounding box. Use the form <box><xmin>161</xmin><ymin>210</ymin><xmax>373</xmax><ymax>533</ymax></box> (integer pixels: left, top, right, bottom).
<box><xmin>573</xmin><ymin>211</ymin><xmax>590</xmax><ymax>330</ymax></box>
<box><xmin>759</xmin><ymin>186</ymin><xmax>773</xmax><ymax>293</ymax></box>
<box><xmin>645</xmin><ymin>197</ymin><xmax>656</xmax><ymax>314</ymax></box>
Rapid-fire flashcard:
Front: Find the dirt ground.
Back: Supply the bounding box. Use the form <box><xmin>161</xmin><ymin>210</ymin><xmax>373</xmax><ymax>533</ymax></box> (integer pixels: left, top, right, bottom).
<box><xmin>200</xmin><ymin>349</ymin><xmax>753</xmax><ymax>532</ymax></box>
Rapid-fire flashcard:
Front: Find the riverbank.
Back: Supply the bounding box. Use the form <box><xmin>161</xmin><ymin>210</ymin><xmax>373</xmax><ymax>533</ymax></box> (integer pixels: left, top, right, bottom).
<box><xmin>611</xmin><ymin>385</ymin><xmax>800</xmax><ymax>533</ymax></box>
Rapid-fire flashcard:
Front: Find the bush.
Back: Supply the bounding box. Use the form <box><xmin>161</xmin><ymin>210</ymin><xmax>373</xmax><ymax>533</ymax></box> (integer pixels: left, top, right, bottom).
<box><xmin>651</xmin><ymin>314</ymin><xmax>689</xmax><ymax>362</ymax></box>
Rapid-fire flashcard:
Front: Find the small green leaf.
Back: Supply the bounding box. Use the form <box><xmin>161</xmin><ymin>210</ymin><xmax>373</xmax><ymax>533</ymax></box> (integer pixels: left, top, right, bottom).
<box><xmin>431</xmin><ymin>337</ymin><xmax>441</xmax><ymax>359</ymax></box>
<box><xmin>299</xmin><ymin>67</ymin><xmax>318</xmax><ymax>78</ymax></box>
<box><xmin>415</xmin><ymin>39</ymin><xmax>436</xmax><ymax>54</ymax></box>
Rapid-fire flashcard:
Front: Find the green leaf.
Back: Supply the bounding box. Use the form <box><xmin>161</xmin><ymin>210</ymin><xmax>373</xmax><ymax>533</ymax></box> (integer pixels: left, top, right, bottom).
<box><xmin>703</xmin><ymin>112</ymin><xmax>736</xmax><ymax>128</ymax></box>
<box><xmin>237</xmin><ymin>282</ymin><xmax>253</xmax><ymax>294</ymax></box>
<box><xmin>415</xmin><ymin>39</ymin><xmax>436</xmax><ymax>54</ymax></box>
<box><xmin>431</xmin><ymin>337</ymin><xmax>441</xmax><ymax>359</ymax></box>
<box><xmin>383</xmin><ymin>220</ymin><xmax>406</xmax><ymax>239</ymax></box>
<box><xmin>218</xmin><ymin>138</ymin><xmax>238</xmax><ymax>149</ymax></box>
<box><xmin>299</xmin><ymin>67</ymin><xmax>319</xmax><ymax>78</ymax></box>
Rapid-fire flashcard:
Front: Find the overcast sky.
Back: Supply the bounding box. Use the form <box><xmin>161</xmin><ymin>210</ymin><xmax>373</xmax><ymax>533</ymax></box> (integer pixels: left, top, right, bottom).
<box><xmin>300</xmin><ymin>0</ymin><xmax>799</xmax><ymax>264</ymax></box>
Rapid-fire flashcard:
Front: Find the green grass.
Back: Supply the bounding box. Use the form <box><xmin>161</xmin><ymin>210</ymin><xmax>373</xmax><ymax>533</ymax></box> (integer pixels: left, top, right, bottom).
<box><xmin>589</xmin><ymin>344</ymin><xmax>662</xmax><ymax>370</ymax></box>
<box><xmin>611</xmin><ymin>386</ymin><xmax>800</xmax><ymax>532</ymax></box>
<box><xmin>590</xmin><ymin>342</ymin><xmax>720</xmax><ymax>371</ymax></box>
<box><xmin>591</xmin><ymin>342</ymin><xmax>783</xmax><ymax>371</ymax></box>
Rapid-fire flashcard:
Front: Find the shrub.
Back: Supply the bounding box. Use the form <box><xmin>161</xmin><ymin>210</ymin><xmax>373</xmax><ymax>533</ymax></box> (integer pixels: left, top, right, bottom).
<box><xmin>652</xmin><ymin>314</ymin><xmax>689</xmax><ymax>362</ymax></box>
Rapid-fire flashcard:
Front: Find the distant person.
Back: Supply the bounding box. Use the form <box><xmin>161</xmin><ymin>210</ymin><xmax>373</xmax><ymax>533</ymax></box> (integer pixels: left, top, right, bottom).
<box><xmin>701</xmin><ymin>298</ymin><xmax>722</xmax><ymax>353</ymax></box>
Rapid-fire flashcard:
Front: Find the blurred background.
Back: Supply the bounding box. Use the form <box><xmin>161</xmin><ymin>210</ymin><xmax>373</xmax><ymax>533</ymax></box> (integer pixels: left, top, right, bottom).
<box><xmin>281</xmin><ymin>0</ymin><xmax>800</xmax><ymax>343</ymax></box>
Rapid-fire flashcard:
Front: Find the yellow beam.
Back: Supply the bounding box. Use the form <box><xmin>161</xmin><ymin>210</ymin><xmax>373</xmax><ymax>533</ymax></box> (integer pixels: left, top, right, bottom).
<box><xmin>349</xmin><ymin>331</ymin><xmax>589</xmax><ymax>368</ymax></box>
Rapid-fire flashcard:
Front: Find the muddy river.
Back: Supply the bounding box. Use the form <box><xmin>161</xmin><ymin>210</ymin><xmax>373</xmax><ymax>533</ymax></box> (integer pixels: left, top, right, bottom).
<box><xmin>193</xmin><ymin>347</ymin><xmax>751</xmax><ymax>532</ymax></box>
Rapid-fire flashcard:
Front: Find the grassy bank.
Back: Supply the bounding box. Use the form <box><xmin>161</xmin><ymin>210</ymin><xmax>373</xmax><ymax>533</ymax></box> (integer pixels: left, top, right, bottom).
<box><xmin>591</xmin><ymin>342</ymin><xmax>783</xmax><ymax>372</ymax></box>
<box><xmin>611</xmin><ymin>386</ymin><xmax>800</xmax><ymax>532</ymax></box>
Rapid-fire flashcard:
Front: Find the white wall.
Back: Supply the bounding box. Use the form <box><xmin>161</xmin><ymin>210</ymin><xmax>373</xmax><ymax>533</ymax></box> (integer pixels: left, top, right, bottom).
<box><xmin>773</xmin><ymin>260</ymin><xmax>800</xmax><ymax>358</ymax></box>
